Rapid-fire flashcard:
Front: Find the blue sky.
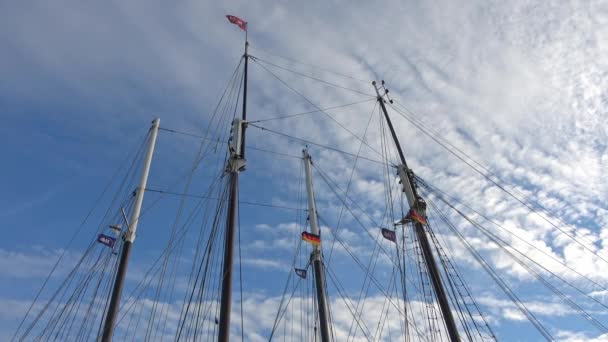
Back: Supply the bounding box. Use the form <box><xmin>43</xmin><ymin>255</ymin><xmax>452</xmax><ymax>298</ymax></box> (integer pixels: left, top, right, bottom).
<box><xmin>2</xmin><ymin>0</ymin><xmax>608</xmax><ymax>341</ymax></box>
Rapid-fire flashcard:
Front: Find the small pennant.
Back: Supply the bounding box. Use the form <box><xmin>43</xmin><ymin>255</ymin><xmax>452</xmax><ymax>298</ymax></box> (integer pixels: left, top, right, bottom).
<box><xmin>294</xmin><ymin>268</ymin><xmax>307</xmax><ymax>279</ymax></box>
<box><xmin>97</xmin><ymin>234</ymin><xmax>116</xmax><ymax>248</ymax></box>
<box><xmin>381</xmin><ymin>228</ymin><xmax>396</xmax><ymax>243</ymax></box>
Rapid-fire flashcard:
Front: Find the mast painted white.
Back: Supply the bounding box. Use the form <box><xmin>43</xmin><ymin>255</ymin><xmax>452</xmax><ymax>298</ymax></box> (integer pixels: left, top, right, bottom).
<box><xmin>101</xmin><ymin>118</ymin><xmax>160</xmax><ymax>341</ymax></box>
<box><xmin>304</xmin><ymin>149</ymin><xmax>321</xmax><ymax>242</ymax></box>
<box><xmin>125</xmin><ymin>117</ymin><xmax>160</xmax><ymax>243</ymax></box>
<box><xmin>303</xmin><ymin>148</ymin><xmax>331</xmax><ymax>342</ymax></box>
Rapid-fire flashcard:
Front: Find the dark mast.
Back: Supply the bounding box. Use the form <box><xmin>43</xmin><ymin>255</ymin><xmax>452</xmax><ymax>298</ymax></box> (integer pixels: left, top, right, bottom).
<box><xmin>374</xmin><ymin>81</ymin><xmax>461</xmax><ymax>342</ymax></box>
<box><xmin>217</xmin><ymin>39</ymin><xmax>249</xmax><ymax>342</ymax></box>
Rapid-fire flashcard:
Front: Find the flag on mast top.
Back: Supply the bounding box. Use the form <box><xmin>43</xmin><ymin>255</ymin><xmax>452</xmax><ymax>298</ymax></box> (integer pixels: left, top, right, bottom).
<box><xmin>226</xmin><ymin>15</ymin><xmax>247</xmax><ymax>31</ymax></box>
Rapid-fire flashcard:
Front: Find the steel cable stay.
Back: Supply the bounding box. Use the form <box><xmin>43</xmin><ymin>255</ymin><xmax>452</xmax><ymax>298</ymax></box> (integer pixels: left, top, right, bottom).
<box><xmin>248</xmin><ymin>124</ymin><xmax>390</xmax><ymax>166</ymax></box>
<box><xmin>111</xmin><ymin>172</ymin><xmax>225</xmax><ymax>328</ymax></box>
<box><xmin>308</xmin><ymin>116</ymin><xmax>494</xmax><ymax>340</ymax></box>
<box><xmin>268</xmin><ymin>241</ymin><xmax>306</xmax><ymax>341</ymax></box>
<box><xmin>175</xmin><ymin>180</ymin><xmax>230</xmax><ymax>340</ymax></box>
<box><xmin>410</xmin><ymin>227</ymin><xmax>441</xmax><ymax>340</ymax></box>
<box><xmin>250</xmin><ymin>98</ymin><xmax>376</xmax><ymax>124</ymax></box>
<box><xmin>386</xmin><ymin>100</ymin><xmax>608</xmax><ymax>266</ymax></box>
<box><xmin>11</xmin><ymin>128</ymin><xmax>151</xmax><ymax>342</ymax></box>
<box><xmin>109</xmin><ymin>169</ymin><xmax>226</xmax><ymax>336</ymax></box>
<box><xmin>147</xmin><ymin>58</ymin><xmax>246</xmax><ymax>341</ymax></box>
<box><xmin>426</xmin><ymin>199</ymin><xmax>554</xmax><ymax>341</ymax></box>
<box><xmin>317</xmin><ymin>215</ymin><xmax>431</xmax><ymax>342</ymax></box>
<box><xmin>425</xmin><ymin>222</ymin><xmax>497</xmax><ymax>342</ymax></box>
<box><xmin>312</xmin><ymin>163</ymin><xmax>430</xmax><ymax>300</ymax></box>
<box><xmin>418</xmin><ymin>179</ymin><xmax>608</xmax><ymax>309</ymax></box>
<box><xmin>344</xmin><ymin>232</ymin><xmax>385</xmax><ymax>342</ymax></box>
<box><xmin>103</xmin><ymin>170</ymin><xmax>228</xmax><ymax>341</ymax></box>
<box><xmin>249</xmin><ymin>45</ymin><xmax>370</xmax><ymax>84</ymax></box>
<box><xmin>251</xmin><ymin>58</ymin><xmax>385</xmax><ymax>159</ymax></box>
<box><xmin>36</xmin><ymin>249</ymin><xmax>107</xmax><ymax>340</ymax></box>
<box><xmin>325</xmin><ymin>101</ymin><xmax>378</xmax><ymax>268</ymax></box>
<box><xmin>418</xmin><ymin>177</ymin><xmax>608</xmax><ymax>295</ymax></box>
<box><xmin>323</xmin><ymin>263</ymin><xmax>373</xmax><ymax>342</ymax></box>
<box><xmin>250</xmin><ymin>55</ymin><xmax>375</xmax><ymax>97</ymax></box>
<box><xmin>113</xmin><ymin>57</ymin><xmax>244</xmax><ymax>341</ymax></box>
<box><xmin>16</xmin><ymin>149</ymin><xmax>147</xmax><ymax>341</ymax></box>
<box><xmin>116</xmin><ymin>173</ymin><xmax>228</xmax><ymax>341</ymax></box>
<box><xmin>430</xmin><ymin>226</ymin><xmax>497</xmax><ymax>341</ymax></box>
<box><xmin>378</xmin><ymin>100</ymin><xmax>413</xmax><ymax>340</ymax></box>
<box><xmin>389</xmin><ymin>98</ymin><xmax>588</xmax><ymax>237</ymax></box>
<box><xmin>424</xmin><ymin>189</ymin><xmax>608</xmax><ymax>334</ymax></box>
<box><xmin>19</xmin><ymin>55</ymin><xmax>245</xmax><ymax>341</ymax></box>
<box><xmin>33</xmin><ymin>240</ymin><xmax>118</xmax><ymax>341</ymax></box>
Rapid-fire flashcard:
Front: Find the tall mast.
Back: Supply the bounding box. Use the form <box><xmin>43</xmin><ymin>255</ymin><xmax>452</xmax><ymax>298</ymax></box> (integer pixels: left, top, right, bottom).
<box><xmin>373</xmin><ymin>81</ymin><xmax>461</xmax><ymax>342</ymax></box>
<box><xmin>218</xmin><ymin>40</ymin><xmax>248</xmax><ymax>342</ymax></box>
<box><xmin>101</xmin><ymin>118</ymin><xmax>160</xmax><ymax>342</ymax></box>
<box><xmin>303</xmin><ymin>149</ymin><xmax>332</xmax><ymax>342</ymax></box>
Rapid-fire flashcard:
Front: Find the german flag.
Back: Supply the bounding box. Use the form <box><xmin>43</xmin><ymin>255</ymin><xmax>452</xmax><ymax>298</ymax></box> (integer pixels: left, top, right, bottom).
<box><xmin>301</xmin><ymin>231</ymin><xmax>321</xmax><ymax>246</ymax></box>
<box><xmin>409</xmin><ymin>209</ymin><xmax>427</xmax><ymax>225</ymax></box>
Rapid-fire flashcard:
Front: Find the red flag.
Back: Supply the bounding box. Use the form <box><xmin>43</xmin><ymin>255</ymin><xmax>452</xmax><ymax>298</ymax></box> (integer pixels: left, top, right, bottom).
<box><xmin>226</xmin><ymin>15</ymin><xmax>247</xmax><ymax>31</ymax></box>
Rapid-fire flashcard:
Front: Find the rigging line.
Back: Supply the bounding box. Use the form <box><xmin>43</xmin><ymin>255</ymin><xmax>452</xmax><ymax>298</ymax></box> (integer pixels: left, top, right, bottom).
<box><xmin>268</xmin><ymin>241</ymin><xmax>305</xmax><ymax>341</ymax></box>
<box><xmin>318</xmin><ymin>216</ymin><xmax>431</xmax><ymax>342</ymax></box>
<box><xmin>251</xmin><ymin>58</ymin><xmax>385</xmax><ymax>158</ymax></box>
<box><xmin>248</xmin><ymin>123</ymin><xmax>390</xmax><ymax>166</ymax></box>
<box><xmin>387</xmin><ymin>101</ymin><xmax>608</xmax><ymax>265</ymax></box>
<box><xmin>249</xmin><ymin>45</ymin><xmax>370</xmax><ymax>83</ymax></box>
<box><xmin>174</xmin><ymin>190</ymin><xmax>222</xmax><ymax>339</ymax></box>
<box><xmin>165</xmin><ymin>59</ymin><xmax>245</xmax><ymax>340</ymax></box>
<box><xmin>377</xmin><ymin>101</ymin><xmax>412</xmax><ymax>338</ymax></box>
<box><xmin>11</xmin><ymin>128</ymin><xmax>150</xmax><ymax>342</ymax></box>
<box><xmin>373</xmin><ymin>267</ymin><xmax>400</xmax><ymax>341</ymax></box>
<box><xmin>323</xmin><ymin>264</ymin><xmax>373</xmax><ymax>342</ymax></box>
<box><xmin>36</xmin><ymin>246</ymin><xmax>110</xmax><ymax>340</ymax></box>
<box><xmin>428</xmin><ymin>189</ymin><xmax>608</xmax><ymax>327</ymax></box>
<box><xmin>160</xmin><ymin>126</ymin><xmax>302</xmax><ymax>159</ymax></box>
<box><xmin>391</xmin><ymin>98</ymin><xmax>583</xmax><ymax>233</ymax></box>
<box><xmin>451</xmin><ymin>207</ymin><xmax>608</xmax><ymax>334</ymax></box>
<box><xmin>18</xmin><ymin>239</ymin><xmax>101</xmax><ymax>340</ymax></box>
<box><xmin>425</xmin><ymin>224</ymin><xmax>480</xmax><ymax>342</ymax></box>
<box><xmin>327</xmin><ymin>100</ymin><xmax>378</xmax><ymax>265</ymax></box>
<box><xmin>237</xmin><ymin>183</ymin><xmax>245</xmax><ymax>342</ymax></box>
<box><xmin>427</xmin><ymin>200</ymin><xmax>554</xmax><ymax>341</ymax></box>
<box><xmin>417</xmin><ymin>178</ymin><xmax>608</xmax><ymax>293</ymax></box>
<box><xmin>115</xmin><ymin>174</ymin><xmax>226</xmax><ymax>328</ymax></box>
<box><xmin>250</xmin><ymin>99</ymin><xmax>376</xmax><ymax>123</ymax></box>
<box><xmin>346</xmin><ymin>234</ymin><xmax>388</xmax><ymax>342</ymax></box>
<box><xmin>126</xmin><ymin>58</ymin><xmax>243</xmax><ymax>340</ymax></box>
<box><xmin>376</xmin><ymin>101</ymin><xmax>412</xmax><ymax>339</ymax></box>
<box><xmin>144</xmin><ymin>188</ymin><xmax>306</xmax><ymax>212</ymax></box>
<box><xmin>251</xmin><ymin>55</ymin><xmax>375</xmax><ymax>97</ymax></box>
<box><xmin>424</xmin><ymin>210</ymin><xmax>497</xmax><ymax>341</ymax></box>
<box><xmin>176</xmin><ymin>182</ymin><xmax>229</xmax><ymax>340</ymax></box>
<box><xmin>312</xmin><ymin>163</ymin><xmax>428</xmax><ymax>301</ymax></box>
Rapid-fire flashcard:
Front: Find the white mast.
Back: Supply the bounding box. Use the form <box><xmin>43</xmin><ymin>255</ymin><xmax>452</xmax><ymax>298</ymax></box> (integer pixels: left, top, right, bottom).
<box><xmin>101</xmin><ymin>118</ymin><xmax>160</xmax><ymax>341</ymax></box>
<box><xmin>303</xmin><ymin>148</ymin><xmax>331</xmax><ymax>342</ymax></box>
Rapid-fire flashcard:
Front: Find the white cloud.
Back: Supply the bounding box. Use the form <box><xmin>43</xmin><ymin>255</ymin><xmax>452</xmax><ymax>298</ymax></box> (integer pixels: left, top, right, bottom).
<box><xmin>3</xmin><ymin>0</ymin><xmax>608</xmax><ymax>339</ymax></box>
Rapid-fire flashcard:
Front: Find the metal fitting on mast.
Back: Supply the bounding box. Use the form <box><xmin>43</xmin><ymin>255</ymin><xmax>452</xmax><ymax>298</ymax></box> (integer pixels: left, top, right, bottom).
<box><xmin>397</xmin><ymin>165</ymin><xmax>427</xmax><ymax>218</ymax></box>
<box><xmin>227</xmin><ymin>118</ymin><xmax>247</xmax><ymax>172</ymax></box>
